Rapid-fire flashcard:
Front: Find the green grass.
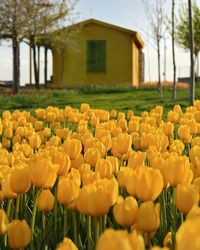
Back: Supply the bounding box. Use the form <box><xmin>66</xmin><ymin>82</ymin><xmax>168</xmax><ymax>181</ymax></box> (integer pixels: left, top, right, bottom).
<box><xmin>0</xmin><ymin>85</ymin><xmax>200</xmax><ymax>116</ymax></box>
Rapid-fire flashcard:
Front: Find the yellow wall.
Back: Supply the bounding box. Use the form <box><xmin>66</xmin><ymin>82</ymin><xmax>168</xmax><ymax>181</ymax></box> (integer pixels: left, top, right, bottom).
<box><xmin>53</xmin><ymin>23</ymin><xmax>141</xmax><ymax>87</ymax></box>
<box><xmin>132</xmin><ymin>43</ymin><xmax>140</xmax><ymax>86</ymax></box>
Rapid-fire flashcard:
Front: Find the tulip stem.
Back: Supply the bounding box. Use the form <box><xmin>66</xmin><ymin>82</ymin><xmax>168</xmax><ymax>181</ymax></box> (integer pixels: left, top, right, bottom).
<box><xmin>6</xmin><ymin>199</ymin><xmax>12</xmax><ymax>221</ymax></box>
<box><xmin>94</xmin><ymin>217</ymin><xmax>100</xmax><ymax>244</ymax></box>
<box><xmin>161</xmin><ymin>190</ymin><xmax>167</xmax><ymax>234</ymax></box>
<box><xmin>171</xmin><ymin>187</ymin><xmax>177</xmax><ymax>250</ymax></box>
<box><xmin>87</xmin><ymin>215</ymin><xmax>93</xmax><ymax>250</ymax></box>
<box><xmin>103</xmin><ymin>214</ymin><xmax>107</xmax><ymax>232</ymax></box>
<box><xmin>42</xmin><ymin>212</ymin><xmax>46</xmax><ymax>239</ymax></box>
<box><xmin>72</xmin><ymin>211</ymin><xmax>78</xmax><ymax>245</ymax></box>
<box><xmin>31</xmin><ymin>189</ymin><xmax>40</xmax><ymax>250</ymax></box>
<box><xmin>15</xmin><ymin>195</ymin><xmax>20</xmax><ymax>219</ymax></box>
<box><xmin>63</xmin><ymin>206</ymin><xmax>67</xmax><ymax>238</ymax></box>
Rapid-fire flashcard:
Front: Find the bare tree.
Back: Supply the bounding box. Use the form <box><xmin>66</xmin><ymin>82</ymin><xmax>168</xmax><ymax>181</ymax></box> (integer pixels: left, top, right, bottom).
<box><xmin>172</xmin><ymin>0</ymin><xmax>176</xmax><ymax>100</ymax></box>
<box><xmin>142</xmin><ymin>0</ymin><xmax>167</xmax><ymax>99</ymax></box>
<box><xmin>188</xmin><ymin>0</ymin><xmax>195</xmax><ymax>105</ymax></box>
<box><xmin>0</xmin><ymin>0</ymin><xmax>27</xmax><ymax>93</ymax></box>
<box><xmin>23</xmin><ymin>0</ymin><xmax>71</xmax><ymax>89</ymax></box>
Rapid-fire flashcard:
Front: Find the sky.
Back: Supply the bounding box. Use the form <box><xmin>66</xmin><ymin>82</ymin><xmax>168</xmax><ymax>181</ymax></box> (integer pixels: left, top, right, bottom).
<box><xmin>0</xmin><ymin>0</ymin><xmax>199</xmax><ymax>85</ymax></box>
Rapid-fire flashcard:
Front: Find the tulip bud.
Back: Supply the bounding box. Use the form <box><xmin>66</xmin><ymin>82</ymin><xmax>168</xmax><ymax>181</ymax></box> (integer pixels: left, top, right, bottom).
<box><xmin>31</xmin><ymin>158</ymin><xmax>59</xmax><ymax>189</ymax></box>
<box><xmin>0</xmin><ymin>209</ymin><xmax>8</xmax><ymax>235</ymax></box>
<box><xmin>57</xmin><ymin>177</ymin><xmax>79</xmax><ymax>205</ymax></box>
<box><xmin>176</xmin><ymin>217</ymin><xmax>200</xmax><ymax>250</ymax></box>
<box><xmin>84</xmin><ymin>148</ymin><xmax>101</xmax><ymax>168</ymax></box>
<box><xmin>36</xmin><ymin>189</ymin><xmax>55</xmax><ymax>212</ymax></box>
<box><xmin>136</xmin><ymin>201</ymin><xmax>160</xmax><ymax>232</ymax></box>
<box><xmin>113</xmin><ymin>196</ymin><xmax>138</xmax><ymax>226</ymax></box>
<box><xmin>63</xmin><ymin>138</ymin><xmax>82</xmax><ymax>160</ymax></box>
<box><xmin>8</xmin><ymin>220</ymin><xmax>31</xmax><ymax>249</ymax></box>
<box><xmin>135</xmin><ymin>166</ymin><xmax>163</xmax><ymax>201</ymax></box>
<box><xmin>96</xmin><ymin>229</ymin><xmax>132</xmax><ymax>250</ymax></box>
<box><xmin>10</xmin><ymin>164</ymin><xmax>31</xmax><ymax>194</ymax></box>
<box><xmin>56</xmin><ymin>237</ymin><xmax>78</xmax><ymax>250</ymax></box>
<box><xmin>176</xmin><ymin>184</ymin><xmax>199</xmax><ymax>213</ymax></box>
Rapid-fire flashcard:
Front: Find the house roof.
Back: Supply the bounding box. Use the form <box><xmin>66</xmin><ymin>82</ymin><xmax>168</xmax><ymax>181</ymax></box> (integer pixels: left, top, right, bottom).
<box><xmin>64</xmin><ymin>18</ymin><xmax>144</xmax><ymax>49</ymax></box>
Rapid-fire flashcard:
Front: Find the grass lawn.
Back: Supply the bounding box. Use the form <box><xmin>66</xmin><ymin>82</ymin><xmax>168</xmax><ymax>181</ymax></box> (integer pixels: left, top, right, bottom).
<box><xmin>0</xmin><ymin>85</ymin><xmax>200</xmax><ymax>116</ymax></box>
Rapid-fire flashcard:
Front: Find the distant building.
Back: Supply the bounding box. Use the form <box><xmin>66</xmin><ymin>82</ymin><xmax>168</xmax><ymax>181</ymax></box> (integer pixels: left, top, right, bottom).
<box><xmin>51</xmin><ymin>19</ymin><xmax>144</xmax><ymax>88</ymax></box>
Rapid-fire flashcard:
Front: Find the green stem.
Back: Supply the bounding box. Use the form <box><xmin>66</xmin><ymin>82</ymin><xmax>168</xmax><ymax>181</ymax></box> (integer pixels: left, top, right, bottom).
<box><xmin>72</xmin><ymin>211</ymin><xmax>78</xmax><ymax>245</ymax></box>
<box><xmin>31</xmin><ymin>189</ymin><xmax>40</xmax><ymax>250</ymax></box>
<box><xmin>171</xmin><ymin>187</ymin><xmax>177</xmax><ymax>250</ymax></box>
<box><xmin>15</xmin><ymin>195</ymin><xmax>20</xmax><ymax>219</ymax></box>
<box><xmin>54</xmin><ymin>182</ymin><xmax>58</xmax><ymax>241</ymax></box>
<box><xmin>87</xmin><ymin>215</ymin><xmax>93</xmax><ymax>250</ymax></box>
<box><xmin>6</xmin><ymin>199</ymin><xmax>13</xmax><ymax>221</ymax></box>
<box><xmin>94</xmin><ymin>217</ymin><xmax>100</xmax><ymax>244</ymax></box>
<box><xmin>63</xmin><ymin>205</ymin><xmax>67</xmax><ymax>238</ymax></box>
<box><xmin>103</xmin><ymin>214</ymin><xmax>107</xmax><ymax>232</ymax></box>
<box><xmin>162</xmin><ymin>190</ymin><xmax>167</xmax><ymax>234</ymax></box>
<box><xmin>42</xmin><ymin>212</ymin><xmax>46</xmax><ymax>239</ymax></box>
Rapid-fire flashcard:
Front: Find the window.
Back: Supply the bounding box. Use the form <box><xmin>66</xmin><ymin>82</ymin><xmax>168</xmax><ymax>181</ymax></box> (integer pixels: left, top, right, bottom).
<box><xmin>86</xmin><ymin>40</ymin><xmax>106</xmax><ymax>72</ymax></box>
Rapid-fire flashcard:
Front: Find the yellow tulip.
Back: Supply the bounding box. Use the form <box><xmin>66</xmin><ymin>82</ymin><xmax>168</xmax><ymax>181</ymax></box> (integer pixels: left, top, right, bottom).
<box><xmin>117</xmin><ymin>167</ymin><xmax>133</xmax><ymax>188</ymax></box>
<box><xmin>29</xmin><ymin>133</ymin><xmax>42</xmax><ymax>150</ymax></box>
<box><xmin>125</xmin><ymin>170</ymin><xmax>137</xmax><ymax>196</ymax></box>
<box><xmin>95</xmin><ymin>158</ymin><xmax>113</xmax><ymax>179</ymax></box>
<box><xmin>2</xmin><ymin>110</ymin><xmax>12</xmax><ymax>120</ymax></box>
<box><xmin>82</xmin><ymin>171</ymin><xmax>101</xmax><ymax>186</ymax></box>
<box><xmin>63</xmin><ymin>138</ymin><xmax>82</xmax><ymax>160</ymax></box>
<box><xmin>110</xmin><ymin>109</ymin><xmax>117</xmax><ymax>118</ymax></box>
<box><xmin>8</xmin><ymin>220</ymin><xmax>31</xmax><ymax>249</ymax></box>
<box><xmin>96</xmin><ymin>229</ymin><xmax>132</xmax><ymax>250</ymax></box>
<box><xmin>0</xmin><ymin>209</ymin><xmax>8</xmax><ymax>235</ymax></box>
<box><xmin>127</xmin><ymin>151</ymin><xmax>146</xmax><ymax>169</ymax></box>
<box><xmin>70</xmin><ymin>153</ymin><xmax>84</xmax><ymax>169</ymax></box>
<box><xmin>176</xmin><ymin>217</ymin><xmax>200</xmax><ymax>250</ymax></box>
<box><xmin>129</xmin><ymin>230</ymin><xmax>145</xmax><ymax>250</ymax></box>
<box><xmin>35</xmin><ymin>108</ymin><xmax>46</xmax><ymax>119</ymax></box>
<box><xmin>129</xmin><ymin>120</ymin><xmax>139</xmax><ymax>132</ymax></box>
<box><xmin>30</xmin><ymin>158</ymin><xmax>59</xmax><ymax>189</ymax></box>
<box><xmin>113</xmin><ymin>196</ymin><xmax>138</xmax><ymax>226</ymax></box>
<box><xmin>127</xmin><ymin>110</ymin><xmax>134</xmax><ymax>120</ymax></box>
<box><xmin>178</xmin><ymin>125</ymin><xmax>192</xmax><ymax>144</ymax></box>
<box><xmin>186</xmin><ymin>205</ymin><xmax>200</xmax><ymax>220</ymax></box>
<box><xmin>10</xmin><ymin>164</ymin><xmax>31</xmax><ymax>194</ymax></box>
<box><xmin>190</xmin><ymin>145</ymin><xmax>200</xmax><ymax>167</ymax></box>
<box><xmin>57</xmin><ymin>177</ymin><xmax>79</xmax><ymax>205</ymax></box>
<box><xmin>169</xmin><ymin>139</ymin><xmax>185</xmax><ymax>155</ymax></box>
<box><xmin>176</xmin><ymin>184</ymin><xmax>199</xmax><ymax>213</ymax></box>
<box><xmin>112</xmin><ymin>133</ymin><xmax>132</xmax><ymax>157</ymax></box>
<box><xmin>2</xmin><ymin>173</ymin><xmax>17</xmax><ymax>199</ymax></box>
<box><xmin>136</xmin><ymin>201</ymin><xmax>160</xmax><ymax>232</ymax></box>
<box><xmin>84</xmin><ymin>148</ymin><xmax>101</xmax><ymax>168</ymax></box>
<box><xmin>163</xmin><ymin>155</ymin><xmax>193</xmax><ymax>187</ymax></box>
<box><xmin>56</xmin><ymin>237</ymin><xmax>78</xmax><ymax>250</ymax></box>
<box><xmin>106</xmin><ymin>156</ymin><xmax>119</xmax><ymax>175</ymax></box>
<box><xmin>36</xmin><ymin>189</ymin><xmax>55</xmax><ymax>212</ymax></box>
<box><xmin>3</xmin><ymin>127</ymin><xmax>13</xmax><ymax>139</ymax></box>
<box><xmin>135</xmin><ymin>166</ymin><xmax>163</xmax><ymax>201</ymax></box>
<box><xmin>50</xmin><ymin>150</ymin><xmax>71</xmax><ymax>176</ymax></box>
<box><xmin>80</xmin><ymin>103</ymin><xmax>90</xmax><ymax>113</ymax></box>
<box><xmin>78</xmin><ymin>163</ymin><xmax>91</xmax><ymax>180</ymax></box>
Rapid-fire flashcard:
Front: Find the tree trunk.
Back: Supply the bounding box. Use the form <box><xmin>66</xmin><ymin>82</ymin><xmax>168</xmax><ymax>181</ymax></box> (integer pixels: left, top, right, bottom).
<box><xmin>37</xmin><ymin>45</ymin><xmax>40</xmax><ymax>85</ymax></box>
<box><xmin>157</xmin><ymin>38</ymin><xmax>162</xmax><ymax>99</ymax></box>
<box><xmin>33</xmin><ymin>44</ymin><xmax>39</xmax><ymax>89</ymax></box>
<box><xmin>29</xmin><ymin>44</ymin><xmax>32</xmax><ymax>85</ymax></box>
<box><xmin>12</xmin><ymin>36</ymin><xmax>20</xmax><ymax>94</ymax></box>
<box><xmin>44</xmin><ymin>47</ymin><xmax>48</xmax><ymax>86</ymax></box>
<box><xmin>172</xmin><ymin>0</ymin><xmax>176</xmax><ymax>100</ymax></box>
<box><xmin>188</xmin><ymin>0</ymin><xmax>195</xmax><ymax>105</ymax></box>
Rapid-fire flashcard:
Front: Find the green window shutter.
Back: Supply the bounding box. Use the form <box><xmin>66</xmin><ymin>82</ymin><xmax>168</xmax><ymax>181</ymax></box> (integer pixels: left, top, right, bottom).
<box><xmin>87</xmin><ymin>40</ymin><xmax>106</xmax><ymax>72</ymax></box>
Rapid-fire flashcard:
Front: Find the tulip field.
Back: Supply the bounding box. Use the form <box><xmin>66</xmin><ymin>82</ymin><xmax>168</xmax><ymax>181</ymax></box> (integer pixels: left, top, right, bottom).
<box><xmin>0</xmin><ymin>87</ymin><xmax>200</xmax><ymax>249</ymax></box>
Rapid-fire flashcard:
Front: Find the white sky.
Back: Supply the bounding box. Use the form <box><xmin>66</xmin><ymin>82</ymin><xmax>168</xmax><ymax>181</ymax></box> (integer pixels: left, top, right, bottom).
<box><xmin>0</xmin><ymin>0</ymin><xmax>198</xmax><ymax>85</ymax></box>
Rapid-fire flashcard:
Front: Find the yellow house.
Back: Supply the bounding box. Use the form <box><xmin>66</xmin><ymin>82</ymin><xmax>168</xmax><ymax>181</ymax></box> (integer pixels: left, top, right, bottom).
<box><xmin>52</xmin><ymin>19</ymin><xmax>144</xmax><ymax>88</ymax></box>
